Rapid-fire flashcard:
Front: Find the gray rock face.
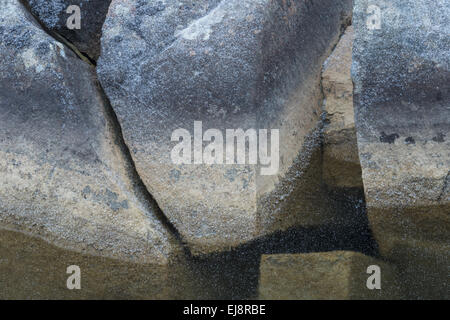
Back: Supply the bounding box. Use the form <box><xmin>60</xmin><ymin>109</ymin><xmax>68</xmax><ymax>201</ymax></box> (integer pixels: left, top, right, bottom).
<box><xmin>352</xmin><ymin>0</ymin><xmax>449</xmax><ymax>298</ymax></box>
<box><xmin>98</xmin><ymin>0</ymin><xmax>353</xmax><ymax>254</ymax></box>
<box><xmin>25</xmin><ymin>0</ymin><xmax>112</xmax><ymax>60</ymax></box>
<box><xmin>0</xmin><ymin>1</ymin><xmax>176</xmax><ymax>264</ymax></box>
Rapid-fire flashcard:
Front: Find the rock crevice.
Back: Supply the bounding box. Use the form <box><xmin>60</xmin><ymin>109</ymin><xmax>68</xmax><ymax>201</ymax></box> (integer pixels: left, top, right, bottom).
<box><xmin>0</xmin><ymin>0</ymin><xmax>180</xmax><ymax>264</ymax></box>
<box><xmin>18</xmin><ymin>0</ymin><xmax>187</xmax><ymax>251</ymax></box>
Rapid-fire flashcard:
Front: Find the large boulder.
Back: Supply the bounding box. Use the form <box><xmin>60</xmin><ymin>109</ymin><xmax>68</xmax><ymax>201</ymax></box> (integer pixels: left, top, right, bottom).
<box><xmin>25</xmin><ymin>0</ymin><xmax>112</xmax><ymax>60</ymax></box>
<box><xmin>258</xmin><ymin>251</ymin><xmax>403</xmax><ymax>299</ymax></box>
<box><xmin>0</xmin><ymin>1</ymin><xmax>176</xmax><ymax>267</ymax></box>
<box><xmin>322</xmin><ymin>26</ymin><xmax>363</xmax><ymax>189</ymax></box>
<box><xmin>98</xmin><ymin>0</ymin><xmax>353</xmax><ymax>254</ymax></box>
<box><xmin>352</xmin><ymin>0</ymin><xmax>449</xmax><ymax>298</ymax></box>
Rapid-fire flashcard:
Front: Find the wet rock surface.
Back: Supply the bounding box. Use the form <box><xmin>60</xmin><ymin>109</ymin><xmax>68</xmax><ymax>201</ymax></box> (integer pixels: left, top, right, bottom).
<box><xmin>98</xmin><ymin>0</ymin><xmax>353</xmax><ymax>254</ymax></box>
<box><xmin>0</xmin><ymin>229</ymin><xmax>191</xmax><ymax>299</ymax></box>
<box><xmin>0</xmin><ymin>0</ymin><xmax>447</xmax><ymax>300</ymax></box>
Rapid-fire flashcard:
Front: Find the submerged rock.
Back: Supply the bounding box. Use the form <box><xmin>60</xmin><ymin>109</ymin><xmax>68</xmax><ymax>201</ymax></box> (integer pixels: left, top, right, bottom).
<box><xmin>259</xmin><ymin>251</ymin><xmax>403</xmax><ymax>299</ymax></box>
<box><xmin>98</xmin><ymin>0</ymin><xmax>353</xmax><ymax>254</ymax></box>
<box><xmin>353</xmin><ymin>0</ymin><xmax>449</xmax><ymax>298</ymax></box>
<box><xmin>0</xmin><ymin>229</ymin><xmax>205</xmax><ymax>299</ymax></box>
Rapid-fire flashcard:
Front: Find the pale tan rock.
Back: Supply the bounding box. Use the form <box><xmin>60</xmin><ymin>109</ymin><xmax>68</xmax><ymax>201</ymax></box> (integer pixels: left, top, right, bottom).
<box><xmin>322</xmin><ymin>26</ymin><xmax>363</xmax><ymax>188</ymax></box>
<box><xmin>258</xmin><ymin>251</ymin><xmax>403</xmax><ymax>300</ymax></box>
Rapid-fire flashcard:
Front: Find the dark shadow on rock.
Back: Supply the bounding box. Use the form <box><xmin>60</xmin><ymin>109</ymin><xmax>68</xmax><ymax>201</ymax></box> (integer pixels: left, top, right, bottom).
<box><xmin>183</xmin><ymin>188</ymin><xmax>378</xmax><ymax>299</ymax></box>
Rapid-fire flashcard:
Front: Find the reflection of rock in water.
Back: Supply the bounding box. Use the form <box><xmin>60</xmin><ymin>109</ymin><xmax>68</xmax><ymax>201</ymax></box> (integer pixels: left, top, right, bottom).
<box><xmin>0</xmin><ymin>188</ymin><xmax>375</xmax><ymax>299</ymax></box>
<box><xmin>186</xmin><ymin>188</ymin><xmax>377</xmax><ymax>299</ymax></box>
<box><xmin>0</xmin><ymin>229</ymin><xmax>177</xmax><ymax>299</ymax></box>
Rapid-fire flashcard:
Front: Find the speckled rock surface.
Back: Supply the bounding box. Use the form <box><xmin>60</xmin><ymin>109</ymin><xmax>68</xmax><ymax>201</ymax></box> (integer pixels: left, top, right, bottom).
<box><xmin>25</xmin><ymin>0</ymin><xmax>111</xmax><ymax>60</ymax></box>
<box><xmin>258</xmin><ymin>251</ymin><xmax>403</xmax><ymax>300</ymax></box>
<box><xmin>322</xmin><ymin>26</ymin><xmax>363</xmax><ymax>189</ymax></box>
<box><xmin>0</xmin><ymin>1</ymin><xmax>176</xmax><ymax>265</ymax></box>
<box><xmin>352</xmin><ymin>0</ymin><xmax>449</xmax><ymax>298</ymax></box>
<box><xmin>98</xmin><ymin>0</ymin><xmax>353</xmax><ymax>254</ymax></box>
